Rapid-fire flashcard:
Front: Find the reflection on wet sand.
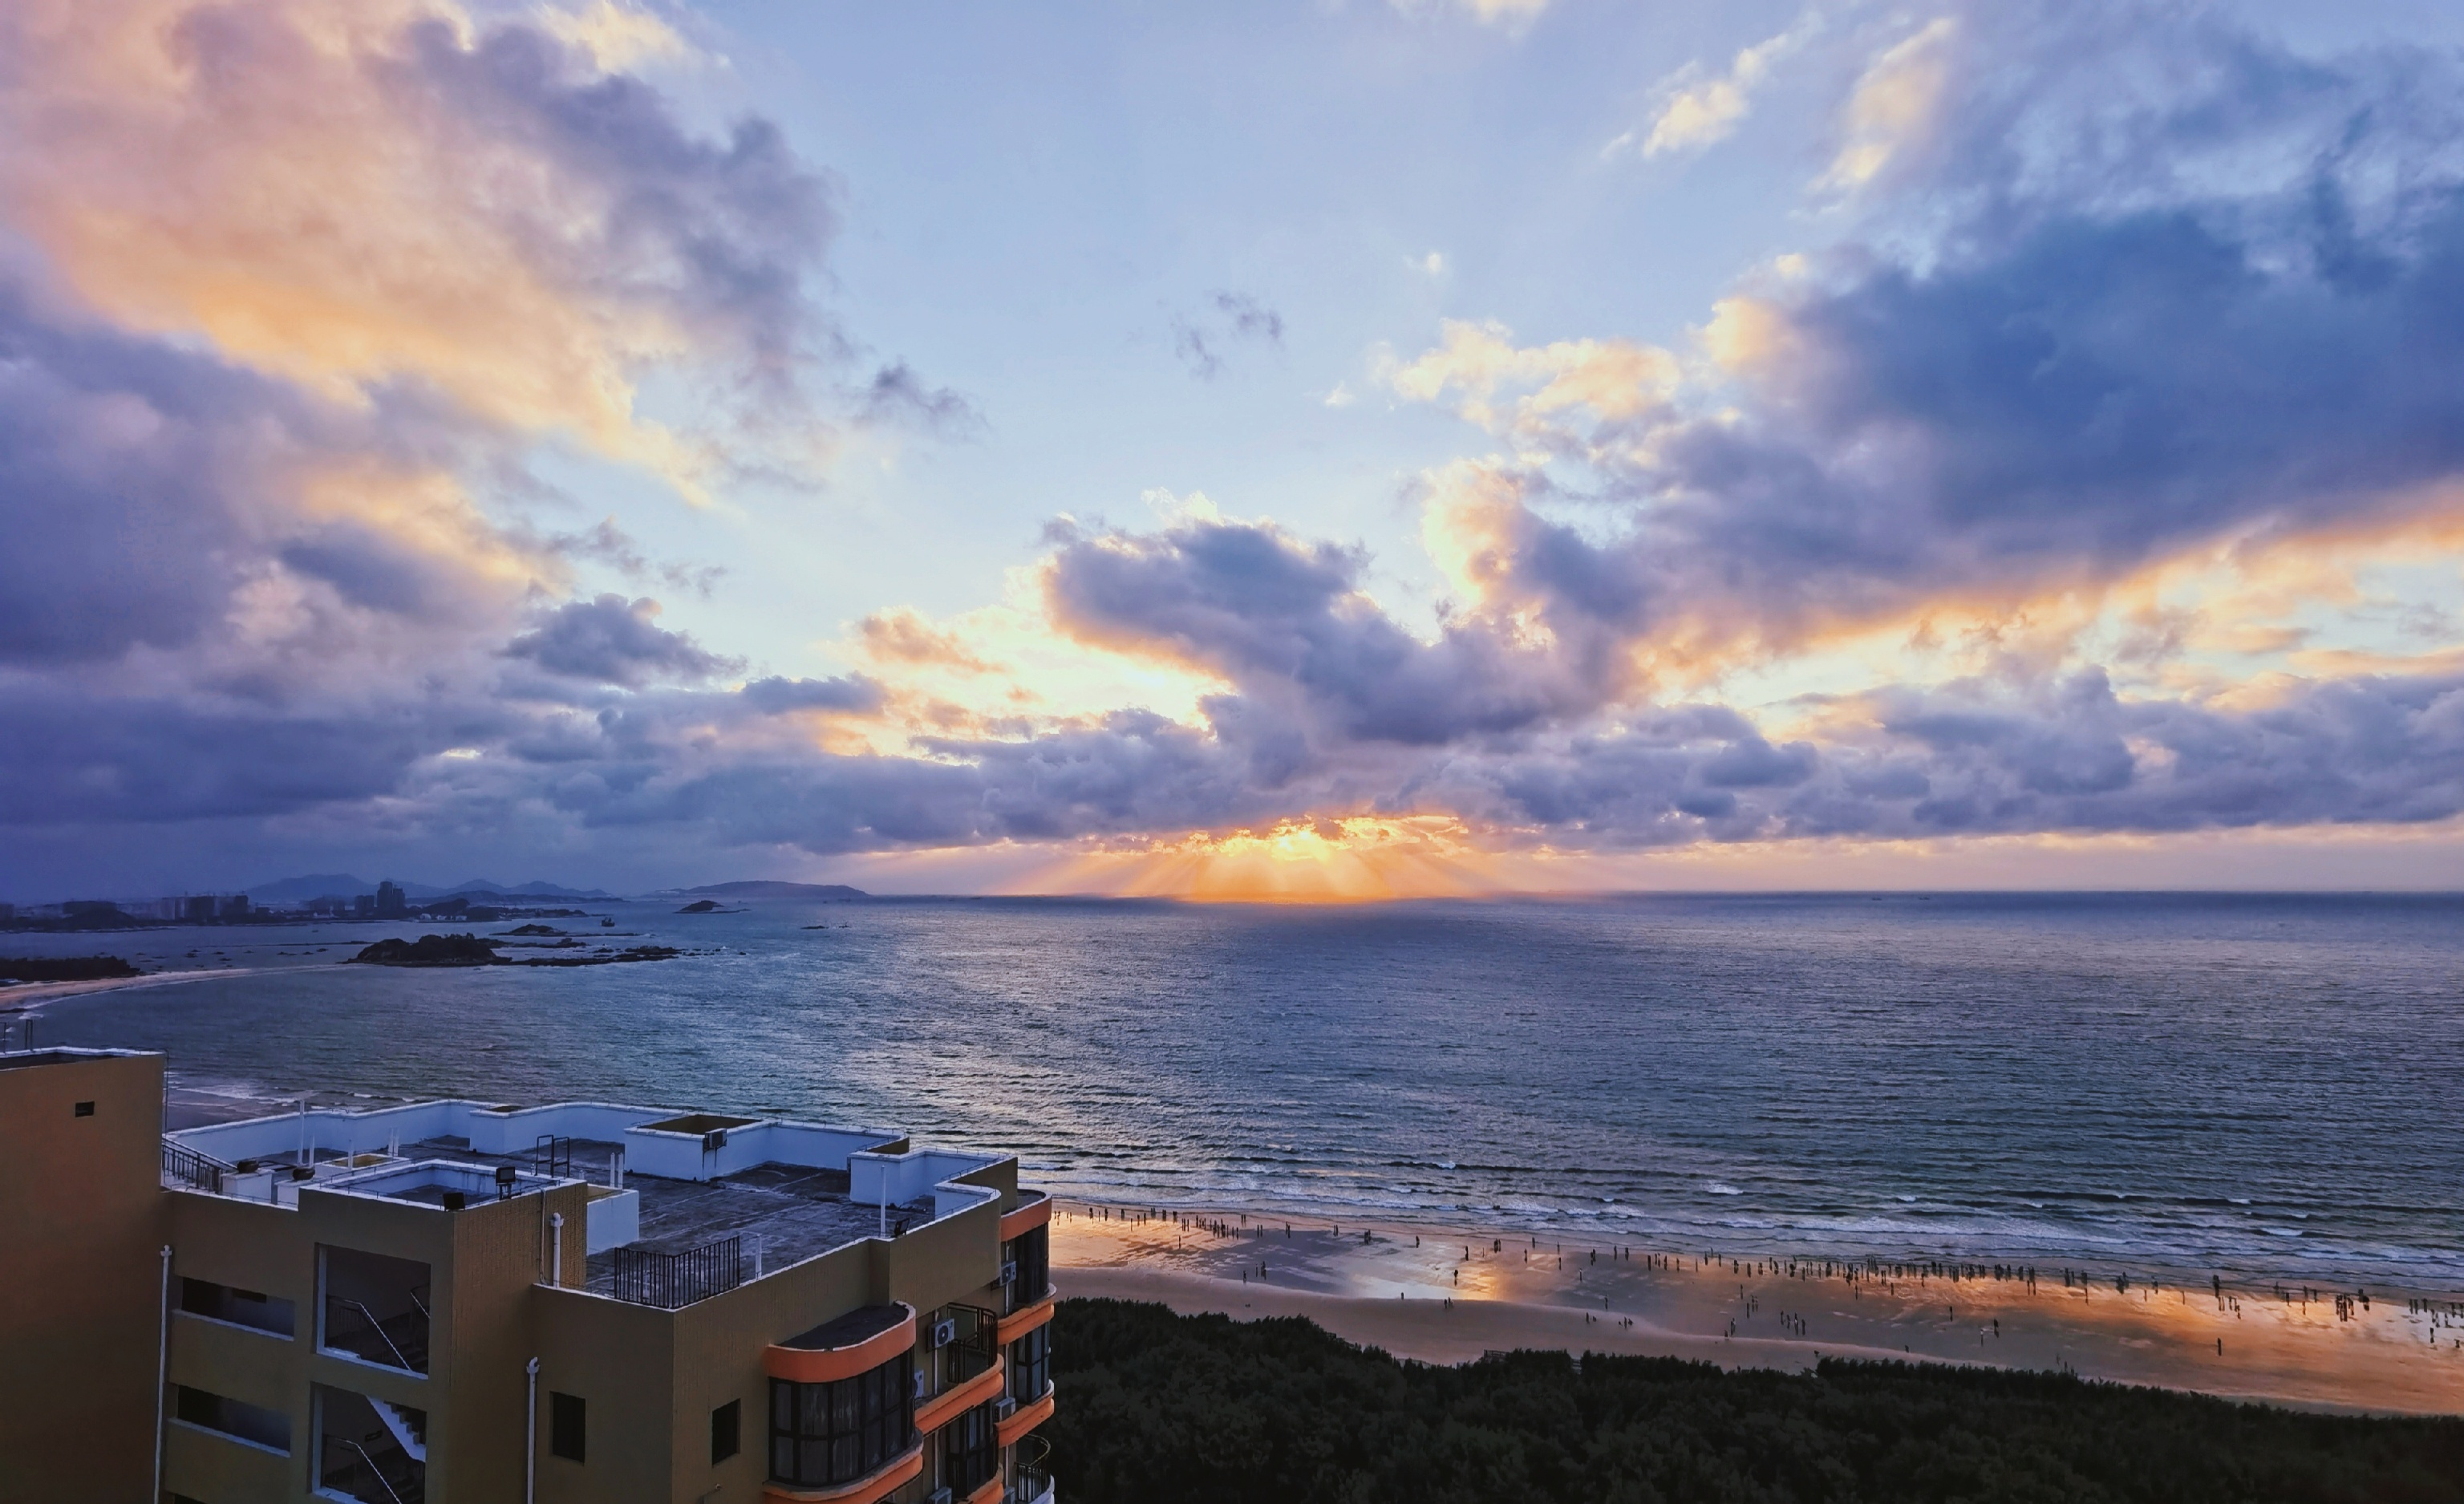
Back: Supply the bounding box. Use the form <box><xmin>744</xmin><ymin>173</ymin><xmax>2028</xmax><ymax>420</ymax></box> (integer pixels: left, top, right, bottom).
<box><xmin>1054</xmin><ymin>1202</ymin><xmax>2464</xmax><ymax>1416</ymax></box>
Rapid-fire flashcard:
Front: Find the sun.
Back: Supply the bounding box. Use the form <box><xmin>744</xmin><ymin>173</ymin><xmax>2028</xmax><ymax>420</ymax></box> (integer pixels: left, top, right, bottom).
<box><xmin>1019</xmin><ymin>817</ymin><xmax>1507</xmax><ymax>902</ymax></box>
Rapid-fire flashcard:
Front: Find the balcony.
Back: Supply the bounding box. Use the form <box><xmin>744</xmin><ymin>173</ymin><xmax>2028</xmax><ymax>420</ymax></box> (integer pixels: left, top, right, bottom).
<box><xmin>1008</xmin><ymin>1437</ymin><xmax>1056</xmax><ymax>1504</ymax></box>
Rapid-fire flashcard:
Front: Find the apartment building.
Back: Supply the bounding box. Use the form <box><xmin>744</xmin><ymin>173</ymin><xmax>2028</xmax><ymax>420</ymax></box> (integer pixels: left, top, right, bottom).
<box><xmin>0</xmin><ymin>1047</ymin><xmax>1056</xmax><ymax>1504</ymax></box>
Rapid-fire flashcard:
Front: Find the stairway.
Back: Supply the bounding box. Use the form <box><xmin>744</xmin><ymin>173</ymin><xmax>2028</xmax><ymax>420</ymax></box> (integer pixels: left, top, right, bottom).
<box><xmin>371</xmin><ymin>1397</ymin><xmax>427</xmax><ymax>1462</ymax></box>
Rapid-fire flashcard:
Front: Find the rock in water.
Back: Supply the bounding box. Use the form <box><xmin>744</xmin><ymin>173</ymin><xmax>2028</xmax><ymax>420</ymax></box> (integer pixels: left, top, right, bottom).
<box><xmin>347</xmin><ymin>933</ymin><xmax>503</xmax><ymax>967</ymax></box>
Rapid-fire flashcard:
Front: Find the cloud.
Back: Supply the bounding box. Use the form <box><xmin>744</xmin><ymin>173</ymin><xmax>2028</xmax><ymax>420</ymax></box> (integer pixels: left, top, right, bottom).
<box><xmin>740</xmin><ymin>675</ymin><xmax>886</xmax><ymax>715</ymax></box>
<box><xmin>1611</xmin><ymin>13</ymin><xmax>1819</xmax><ymax>160</ymax></box>
<box><xmin>1822</xmin><ymin>17</ymin><xmax>1959</xmax><ymax>189</ymax></box>
<box><xmin>0</xmin><ymin>0</ymin><xmax>852</xmax><ymax>494</ymax></box>
<box><xmin>1169</xmin><ymin>291</ymin><xmax>1286</xmax><ymax>380</ymax></box>
<box><xmin>857</xmin><ymin>362</ymin><xmax>985</xmax><ymax>438</ymax></box>
<box><xmin>505</xmin><ymin>594</ymin><xmax>740</xmax><ymax>686</ymax></box>
<box><xmin>1390</xmin><ymin>0</ymin><xmax>1550</xmax><ymax>30</ymax></box>
<box><xmin>1043</xmin><ymin>515</ymin><xmax>1615</xmax><ymax>748</ymax></box>
<box><xmin>1392</xmin><ymin>4</ymin><xmax>2464</xmax><ymax>679</ymax></box>
<box><xmin>533</xmin><ymin>0</ymin><xmax>703</xmax><ymax>74</ymax></box>
<box><xmin>6</xmin><ymin>0</ymin><xmax>2464</xmax><ymax>893</ymax></box>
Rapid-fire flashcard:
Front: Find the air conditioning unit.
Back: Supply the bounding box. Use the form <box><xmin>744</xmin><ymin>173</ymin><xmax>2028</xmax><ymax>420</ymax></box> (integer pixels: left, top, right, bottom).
<box><xmin>993</xmin><ymin>1397</ymin><xmax>1017</xmax><ymax>1420</ymax></box>
<box><xmin>928</xmin><ymin>1490</ymin><xmax>954</xmax><ymax>1504</ymax></box>
<box><xmin>930</xmin><ymin>1318</ymin><xmax>958</xmax><ymax>1348</ymax></box>
<box><xmin>912</xmin><ymin>1369</ymin><xmax>930</xmax><ymax>1401</ymax></box>
<box><xmin>998</xmin><ymin>1260</ymin><xmax>1018</xmax><ymax>1287</ymax></box>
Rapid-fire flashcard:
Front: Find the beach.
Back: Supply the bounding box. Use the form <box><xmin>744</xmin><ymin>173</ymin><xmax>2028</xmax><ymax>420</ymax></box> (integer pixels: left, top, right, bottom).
<box><xmin>1053</xmin><ymin>1202</ymin><xmax>2464</xmax><ymax>1417</ymax></box>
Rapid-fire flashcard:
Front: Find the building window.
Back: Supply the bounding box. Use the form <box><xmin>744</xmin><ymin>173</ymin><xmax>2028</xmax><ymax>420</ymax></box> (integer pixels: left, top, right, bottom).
<box><xmin>550</xmin><ymin>1392</ymin><xmax>586</xmax><ymax>1462</ymax></box>
<box><xmin>940</xmin><ymin>1399</ymin><xmax>1000</xmax><ymax>1498</ymax></box>
<box><xmin>314</xmin><ymin>1384</ymin><xmax>425</xmax><ymax>1504</ymax></box>
<box><xmin>711</xmin><ymin>1398</ymin><xmax>741</xmax><ymax>1463</ymax></box>
<box><xmin>73</xmin><ymin>1100</ymin><xmax>94</xmax><ymax>1117</ymax></box>
<box><xmin>1001</xmin><ymin>1223</ymin><xmax>1049</xmax><ymax>1313</ymax></box>
<box><xmin>768</xmin><ymin>1352</ymin><xmax>914</xmax><ymax>1488</ymax></box>
<box><xmin>1008</xmin><ymin>1324</ymin><xmax>1051</xmax><ymax>1405</ymax></box>
<box><xmin>172</xmin><ymin>1384</ymin><xmax>291</xmax><ymax>1453</ymax></box>
<box><xmin>317</xmin><ymin>1246</ymin><xmax>431</xmax><ymax>1374</ymax></box>
<box><xmin>180</xmin><ymin>1275</ymin><xmax>295</xmax><ymax>1338</ymax></box>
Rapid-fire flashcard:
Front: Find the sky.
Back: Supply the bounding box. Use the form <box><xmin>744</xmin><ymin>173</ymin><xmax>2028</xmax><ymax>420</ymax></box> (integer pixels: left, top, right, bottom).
<box><xmin>4</xmin><ymin>0</ymin><xmax>2464</xmax><ymax>899</ymax></box>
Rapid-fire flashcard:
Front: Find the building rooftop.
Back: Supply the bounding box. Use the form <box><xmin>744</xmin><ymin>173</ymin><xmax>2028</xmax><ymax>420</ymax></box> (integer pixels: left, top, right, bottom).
<box><xmin>160</xmin><ymin>1093</ymin><xmax>1007</xmax><ymax>1308</ymax></box>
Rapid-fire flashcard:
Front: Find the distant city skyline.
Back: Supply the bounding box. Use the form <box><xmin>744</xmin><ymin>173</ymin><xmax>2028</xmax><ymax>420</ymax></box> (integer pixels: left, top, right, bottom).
<box><xmin>4</xmin><ymin>0</ymin><xmax>2462</xmax><ymax>898</ymax></box>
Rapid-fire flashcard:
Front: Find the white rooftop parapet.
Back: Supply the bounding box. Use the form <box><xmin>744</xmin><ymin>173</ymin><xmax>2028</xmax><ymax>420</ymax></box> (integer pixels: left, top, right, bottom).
<box><xmin>849</xmin><ymin>1146</ymin><xmax>1005</xmax><ymax>1221</ymax></box>
<box><xmin>168</xmin><ymin>1099</ymin><xmax>902</xmax><ymax>1183</ymax></box>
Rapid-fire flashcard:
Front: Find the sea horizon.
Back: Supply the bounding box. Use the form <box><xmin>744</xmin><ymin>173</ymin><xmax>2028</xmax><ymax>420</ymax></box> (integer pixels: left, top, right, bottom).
<box><xmin>16</xmin><ymin>890</ymin><xmax>2460</xmax><ymax>1297</ymax></box>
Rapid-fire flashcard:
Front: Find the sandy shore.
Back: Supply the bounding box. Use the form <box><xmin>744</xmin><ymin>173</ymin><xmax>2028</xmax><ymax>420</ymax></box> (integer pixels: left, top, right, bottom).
<box><xmin>0</xmin><ymin>967</ymin><xmax>263</xmax><ymax>1010</ymax></box>
<box><xmin>1052</xmin><ymin>1202</ymin><xmax>2464</xmax><ymax>1416</ymax></box>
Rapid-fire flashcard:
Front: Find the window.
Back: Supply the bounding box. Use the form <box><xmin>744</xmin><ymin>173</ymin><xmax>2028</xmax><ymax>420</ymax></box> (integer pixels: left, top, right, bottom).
<box><xmin>73</xmin><ymin>1100</ymin><xmax>94</xmax><ymax>1117</ymax></box>
<box><xmin>1008</xmin><ymin>1324</ymin><xmax>1051</xmax><ymax>1405</ymax></box>
<box><xmin>180</xmin><ymin>1275</ymin><xmax>295</xmax><ymax>1338</ymax></box>
<box><xmin>768</xmin><ymin>1352</ymin><xmax>914</xmax><ymax>1488</ymax></box>
<box><xmin>939</xmin><ymin>1400</ymin><xmax>999</xmax><ymax>1498</ymax></box>
<box><xmin>1002</xmin><ymin>1223</ymin><xmax>1049</xmax><ymax>1312</ymax></box>
<box><xmin>550</xmin><ymin>1392</ymin><xmax>586</xmax><ymax>1462</ymax></box>
<box><xmin>318</xmin><ymin>1246</ymin><xmax>431</xmax><ymax>1374</ymax></box>
<box><xmin>315</xmin><ymin>1384</ymin><xmax>425</xmax><ymax>1504</ymax></box>
<box><xmin>172</xmin><ymin>1384</ymin><xmax>291</xmax><ymax>1453</ymax></box>
<box><xmin>711</xmin><ymin>1399</ymin><xmax>741</xmax><ymax>1463</ymax></box>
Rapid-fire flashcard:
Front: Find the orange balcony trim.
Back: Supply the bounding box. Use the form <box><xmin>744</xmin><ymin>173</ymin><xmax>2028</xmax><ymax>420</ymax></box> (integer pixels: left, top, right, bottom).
<box><xmin>914</xmin><ymin>1356</ymin><xmax>1005</xmax><ymax>1435</ymax></box>
<box><xmin>998</xmin><ymin>1193</ymin><xmax>1052</xmax><ymax>1242</ymax></box>
<box><xmin>995</xmin><ymin>1387</ymin><xmax>1054</xmax><ymax>1448</ymax></box>
<box><xmin>966</xmin><ymin>1475</ymin><xmax>1005</xmax><ymax>1504</ymax></box>
<box><xmin>765</xmin><ymin>1306</ymin><xmax>918</xmax><ymax>1384</ymax></box>
<box><xmin>995</xmin><ymin>1295</ymin><xmax>1053</xmax><ymax>1346</ymax></box>
<box><xmin>761</xmin><ymin>1445</ymin><xmax>922</xmax><ymax>1504</ymax></box>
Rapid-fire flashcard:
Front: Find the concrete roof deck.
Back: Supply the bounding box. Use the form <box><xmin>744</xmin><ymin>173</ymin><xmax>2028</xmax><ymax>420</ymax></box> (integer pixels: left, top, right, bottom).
<box><xmin>584</xmin><ymin>1163</ymin><xmax>938</xmax><ymax>1294</ymax></box>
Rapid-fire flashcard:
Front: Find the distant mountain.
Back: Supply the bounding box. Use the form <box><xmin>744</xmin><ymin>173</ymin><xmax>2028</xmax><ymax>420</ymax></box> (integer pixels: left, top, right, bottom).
<box><xmin>245</xmin><ymin>874</ymin><xmax>621</xmax><ymax>904</ymax></box>
<box><xmin>678</xmin><ymin>881</ymin><xmax>868</xmax><ymax>900</ymax></box>
<box><xmin>436</xmin><ymin>878</ymin><xmax>622</xmax><ymax>901</ymax></box>
<box><xmin>246</xmin><ymin>873</ymin><xmax>379</xmax><ymax>903</ymax></box>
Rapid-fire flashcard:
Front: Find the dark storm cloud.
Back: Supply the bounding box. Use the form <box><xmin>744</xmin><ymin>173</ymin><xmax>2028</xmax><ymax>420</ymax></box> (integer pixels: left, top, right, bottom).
<box><xmin>1045</xmin><ymin>517</ymin><xmax>1608</xmax><ymax>746</ymax></box>
<box><xmin>505</xmin><ymin>595</ymin><xmax>741</xmax><ymax>687</ymax></box>
<box><xmin>1430</xmin><ymin>670</ymin><xmax>2464</xmax><ymax>849</ymax></box>
<box><xmin>740</xmin><ymin>675</ymin><xmax>886</xmax><ymax>714</ymax></box>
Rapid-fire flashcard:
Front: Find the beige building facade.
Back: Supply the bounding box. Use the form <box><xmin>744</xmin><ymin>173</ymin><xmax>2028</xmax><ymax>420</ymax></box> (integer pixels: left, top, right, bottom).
<box><xmin>0</xmin><ymin>1047</ymin><xmax>1056</xmax><ymax>1504</ymax></box>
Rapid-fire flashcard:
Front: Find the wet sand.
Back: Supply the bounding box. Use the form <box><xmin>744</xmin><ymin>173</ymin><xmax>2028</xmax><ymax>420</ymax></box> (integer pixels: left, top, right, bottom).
<box><xmin>1053</xmin><ymin>1202</ymin><xmax>2464</xmax><ymax>1416</ymax></box>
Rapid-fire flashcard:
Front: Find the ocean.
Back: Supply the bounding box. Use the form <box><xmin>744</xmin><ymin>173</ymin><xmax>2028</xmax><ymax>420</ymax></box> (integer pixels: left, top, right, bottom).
<box><xmin>17</xmin><ymin>892</ymin><xmax>2463</xmax><ymax>1290</ymax></box>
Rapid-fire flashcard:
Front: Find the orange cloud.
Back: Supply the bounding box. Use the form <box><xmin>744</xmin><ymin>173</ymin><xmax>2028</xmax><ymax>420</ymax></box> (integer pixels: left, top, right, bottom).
<box><xmin>1022</xmin><ymin>817</ymin><xmax>1508</xmax><ymax>902</ymax></box>
<box><xmin>1</xmin><ymin>0</ymin><xmax>813</xmax><ymax>500</ymax></box>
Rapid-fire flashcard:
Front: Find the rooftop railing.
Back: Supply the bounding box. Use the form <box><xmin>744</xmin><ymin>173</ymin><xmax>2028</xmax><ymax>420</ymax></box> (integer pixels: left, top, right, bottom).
<box><xmin>609</xmin><ymin>1235</ymin><xmax>743</xmax><ymax>1309</ymax></box>
<box><xmin>163</xmin><ymin>1137</ymin><xmax>233</xmax><ymax>1195</ymax></box>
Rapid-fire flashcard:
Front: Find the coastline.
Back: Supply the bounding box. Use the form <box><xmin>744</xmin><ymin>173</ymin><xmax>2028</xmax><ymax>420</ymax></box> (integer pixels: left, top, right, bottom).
<box><xmin>1052</xmin><ymin>1201</ymin><xmax>2464</xmax><ymax>1417</ymax></box>
<box><xmin>0</xmin><ymin>966</ymin><xmax>269</xmax><ymax>1011</ymax></box>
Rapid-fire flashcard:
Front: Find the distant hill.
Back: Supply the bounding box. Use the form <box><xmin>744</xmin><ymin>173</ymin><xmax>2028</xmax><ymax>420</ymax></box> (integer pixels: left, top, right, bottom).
<box><xmin>678</xmin><ymin>881</ymin><xmax>868</xmax><ymax>900</ymax></box>
<box><xmin>246</xmin><ymin>874</ymin><xmax>621</xmax><ymax>904</ymax></box>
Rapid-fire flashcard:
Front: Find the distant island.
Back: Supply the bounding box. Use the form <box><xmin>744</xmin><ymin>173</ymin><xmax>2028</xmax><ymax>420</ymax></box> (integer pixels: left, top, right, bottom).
<box><xmin>347</xmin><ymin>934</ymin><xmax>680</xmax><ymax>968</ymax></box>
<box><xmin>676</xmin><ymin>881</ymin><xmax>867</xmax><ymax>900</ymax></box>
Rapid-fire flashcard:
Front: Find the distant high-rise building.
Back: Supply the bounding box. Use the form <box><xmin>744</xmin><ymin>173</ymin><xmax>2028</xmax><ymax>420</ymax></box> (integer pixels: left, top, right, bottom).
<box><xmin>182</xmin><ymin>895</ymin><xmax>216</xmax><ymax>924</ymax></box>
<box><xmin>375</xmin><ymin>881</ymin><xmax>407</xmax><ymax>918</ymax></box>
<box><xmin>218</xmin><ymin>894</ymin><xmax>250</xmax><ymax>921</ymax></box>
<box><xmin>352</xmin><ymin>894</ymin><xmax>376</xmax><ymax>918</ymax></box>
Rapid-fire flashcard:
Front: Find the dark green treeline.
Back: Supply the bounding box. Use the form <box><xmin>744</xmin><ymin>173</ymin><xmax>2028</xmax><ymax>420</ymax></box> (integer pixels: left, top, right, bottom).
<box><xmin>1045</xmin><ymin>1299</ymin><xmax>2463</xmax><ymax>1504</ymax></box>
